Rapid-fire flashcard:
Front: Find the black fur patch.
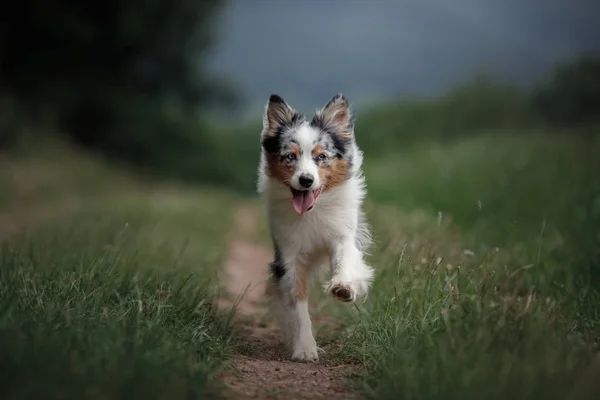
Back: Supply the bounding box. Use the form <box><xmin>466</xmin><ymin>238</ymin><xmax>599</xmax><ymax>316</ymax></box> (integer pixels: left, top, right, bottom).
<box><xmin>329</xmin><ymin>130</ymin><xmax>352</xmax><ymax>158</ymax></box>
<box><xmin>261</xmin><ymin>112</ymin><xmax>305</xmax><ymax>155</ymax></box>
<box><xmin>269</xmin><ymin>241</ymin><xmax>286</xmax><ymax>281</ymax></box>
<box><xmin>269</xmin><ymin>94</ymin><xmax>286</xmax><ymax>105</ymax></box>
<box><xmin>261</xmin><ymin>135</ymin><xmax>281</xmax><ymax>155</ymax></box>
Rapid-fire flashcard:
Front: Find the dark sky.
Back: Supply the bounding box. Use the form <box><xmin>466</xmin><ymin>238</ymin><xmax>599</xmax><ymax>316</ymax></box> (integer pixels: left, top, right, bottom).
<box><xmin>206</xmin><ymin>0</ymin><xmax>600</xmax><ymax>116</ymax></box>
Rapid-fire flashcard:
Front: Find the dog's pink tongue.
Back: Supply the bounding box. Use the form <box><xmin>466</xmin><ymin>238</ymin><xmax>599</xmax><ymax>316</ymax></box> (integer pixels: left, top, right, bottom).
<box><xmin>292</xmin><ymin>190</ymin><xmax>315</xmax><ymax>214</ymax></box>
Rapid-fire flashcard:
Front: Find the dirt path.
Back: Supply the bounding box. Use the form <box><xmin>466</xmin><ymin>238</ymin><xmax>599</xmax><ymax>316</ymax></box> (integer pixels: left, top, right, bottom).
<box><xmin>218</xmin><ymin>204</ymin><xmax>361</xmax><ymax>400</ymax></box>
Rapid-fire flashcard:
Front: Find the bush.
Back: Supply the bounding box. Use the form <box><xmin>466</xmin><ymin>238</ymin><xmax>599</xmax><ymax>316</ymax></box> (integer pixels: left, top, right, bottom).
<box><xmin>354</xmin><ymin>77</ymin><xmax>533</xmax><ymax>156</ymax></box>
<box><xmin>532</xmin><ymin>54</ymin><xmax>600</xmax><ymax>128</ymax></box>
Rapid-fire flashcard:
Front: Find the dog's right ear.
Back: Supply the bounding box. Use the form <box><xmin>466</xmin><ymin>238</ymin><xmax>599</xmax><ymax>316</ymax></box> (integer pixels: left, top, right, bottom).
<box><xmin>263</xmin><ymin>94</ymin><xmax>295</xmax><ymax>135</ymax></box>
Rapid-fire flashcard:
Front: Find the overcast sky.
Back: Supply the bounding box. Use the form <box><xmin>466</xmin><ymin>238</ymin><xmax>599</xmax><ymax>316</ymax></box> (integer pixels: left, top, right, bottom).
<box><xmin>206</xmin><ymin>0</ymin><xmax>600</xmax><ymax>117</ymax></box>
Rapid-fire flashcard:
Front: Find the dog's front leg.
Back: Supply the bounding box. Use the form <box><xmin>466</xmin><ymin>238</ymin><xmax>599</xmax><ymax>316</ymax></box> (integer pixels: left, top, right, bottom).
<box><xmin>268</xmin><ymin>261</ymin><xmax>318</xmax><ymax>362</ymax></box>
<box><xmin>325</xmin><ymin>237</ymin><xmax>374</xmax><ymax>303</ymax></box>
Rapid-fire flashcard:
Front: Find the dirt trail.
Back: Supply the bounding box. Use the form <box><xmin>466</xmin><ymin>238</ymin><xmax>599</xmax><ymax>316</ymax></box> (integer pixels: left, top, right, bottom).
<box><xmin>219</xmin><ymin>204</ymin><xmax>361</xmax><ymax>400</ymax></box>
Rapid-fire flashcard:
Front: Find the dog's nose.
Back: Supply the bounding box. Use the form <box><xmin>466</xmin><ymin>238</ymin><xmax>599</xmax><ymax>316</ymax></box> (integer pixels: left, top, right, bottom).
<box><xmin>299</xmin><ymin>174</ymin><xmax>314</xmax><ymax>188</ymax></box>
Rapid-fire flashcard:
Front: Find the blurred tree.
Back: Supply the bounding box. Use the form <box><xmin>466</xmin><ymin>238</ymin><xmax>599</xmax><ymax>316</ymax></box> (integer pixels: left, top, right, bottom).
<box><xmin>532</xmin><ymin>53</ymin><xmax>600</xmax><ymax>128</ymax></box>
<box><xmin>0</xmin><ymin>0</ymin><xmax>240</xmax><ymax>181</ymax></box>
<box><xmin>1</xmin><ymin>0</ymin><xmax>225</xmax><ymax>108</ymax></box>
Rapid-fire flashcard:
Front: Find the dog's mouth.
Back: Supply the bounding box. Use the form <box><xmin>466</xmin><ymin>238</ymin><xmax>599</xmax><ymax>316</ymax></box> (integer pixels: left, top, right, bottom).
<box><xmin>291</xmin><ymin>187</ymin><xmax>322</xmax><ymax>214</ymax></box>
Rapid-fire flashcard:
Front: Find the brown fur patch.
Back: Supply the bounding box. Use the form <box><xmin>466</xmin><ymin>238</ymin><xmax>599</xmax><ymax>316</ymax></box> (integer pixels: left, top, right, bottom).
<box><xmin>294</xmin><ymin>264</ymin><xmax>309</xmax><ymax>302</ymax></box>
<box><xmin>311</xmin><ymin>145</ymin><xmax>326</xmax><ymax>158</ymax></box>
<box><xmin>319</xmin><ymin>158</ymin><xmax>350</xmax><ymax>191</ymax></box>
<box><xmin>265</xmin><ymin>275</ymin><xmax>280</xmax><ymax>299</ymax></box>
<box><xmin>266</xmin><ymin>144</ymin><xmax>299</xmax><ymax>186</ymax></box>
<box><xmin>290</xmin><ymin>250</ymin><xmax>327</xmax><ymax>305</ymax></box>
<box><xmin>314</xmin><ymin>145</ymin><xmax>350</xmax><ymax>191</ymax></box>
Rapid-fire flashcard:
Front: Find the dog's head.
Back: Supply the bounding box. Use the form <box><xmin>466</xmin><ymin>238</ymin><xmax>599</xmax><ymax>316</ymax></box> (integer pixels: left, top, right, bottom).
<box><xmin>261</xmin><ymin>93</ymin><xmax>355</xmax><ymax>214</ymax></box>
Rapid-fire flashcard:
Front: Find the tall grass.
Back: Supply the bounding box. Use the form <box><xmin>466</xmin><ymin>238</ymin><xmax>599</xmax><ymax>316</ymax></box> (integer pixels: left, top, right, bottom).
<box><xmin>0</xmin><ymin>148</ymin><xmax>239</xmax><ymax>399</ymax></box>
<box><xmin>332</xmin><ymin>132</ymin><xmax>600</xmax><ymax>399</ymax></box>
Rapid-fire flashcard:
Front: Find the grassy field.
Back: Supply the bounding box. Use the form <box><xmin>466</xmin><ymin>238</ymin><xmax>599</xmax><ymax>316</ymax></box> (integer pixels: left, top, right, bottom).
<box><xmin>0</xmin><ymin>143</ymin><xmax>239</xmax><ymax>399</ymax></box>
<box><xmin>332</xmin><ymin>132</ymin><xmax>600</xmax><ymax>399</ymax></box>
<box><xmin>1</xmin><ymin>129</ymin><xmax>599</xmax><ymax>399</ymax></box>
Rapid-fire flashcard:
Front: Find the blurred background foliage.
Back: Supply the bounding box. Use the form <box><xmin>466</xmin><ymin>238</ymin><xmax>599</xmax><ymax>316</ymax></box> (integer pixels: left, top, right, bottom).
<box><xmin>1</xmin><ymin>0</ymin><xmax>239</xmax><ymax>183</ymax></box>
<box><xmin>1</xmin><ymin>0</ymin><xmax>599</xmax><ymax>191</ymax></box>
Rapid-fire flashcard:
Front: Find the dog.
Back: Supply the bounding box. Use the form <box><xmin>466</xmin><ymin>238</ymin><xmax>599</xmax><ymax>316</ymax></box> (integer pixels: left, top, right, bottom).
<box><xmin>257</xmin><ymin>93</ymin><xmax>374</xmax><ymax>362</ymax></box>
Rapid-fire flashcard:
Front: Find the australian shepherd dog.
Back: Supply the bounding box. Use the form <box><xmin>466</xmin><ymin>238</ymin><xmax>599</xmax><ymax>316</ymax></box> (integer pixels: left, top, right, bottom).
<box><xmin>257</xmin><ymin>93</ymin><xmax>374</xmax><ymax>362</ymax></box>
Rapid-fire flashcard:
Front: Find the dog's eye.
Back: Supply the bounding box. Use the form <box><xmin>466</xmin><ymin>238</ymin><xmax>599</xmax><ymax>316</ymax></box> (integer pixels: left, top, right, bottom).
<box><xmin>286</xmin><ymin>153</ymin><xmax>296</xmax><ymax>161</ymax></box>
<box><xmin>317</xmin><ymin>153</ymin><xmax>327</xmax><ymax>161</ymax></box>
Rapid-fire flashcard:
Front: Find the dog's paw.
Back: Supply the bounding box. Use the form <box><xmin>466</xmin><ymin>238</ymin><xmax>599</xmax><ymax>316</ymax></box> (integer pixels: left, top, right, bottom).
<box><xmin>290</xmin><ymin>332</ymin><xmax>319</xmax><ymax>362</ymax></box>
<box><xmin>325</xmin><ymin>278</ymin><xmax>370</xmax><ymax>303</ymax></box>
<box><xmin>291</xmin><ymin>346</ymin><xmax>319</xmax><ymax>362</ymax></box>
<box><xmin>327</xmin><ymin>282</ymin><xmax>357</xmax><ymax>302</ymax></box>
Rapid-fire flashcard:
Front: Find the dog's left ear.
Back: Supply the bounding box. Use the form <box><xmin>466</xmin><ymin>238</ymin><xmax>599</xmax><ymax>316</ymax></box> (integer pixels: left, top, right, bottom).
<box><xmin>316</xmin><ymin>93</ymin><xmax>353</xmax><ymax>138</ymax></box>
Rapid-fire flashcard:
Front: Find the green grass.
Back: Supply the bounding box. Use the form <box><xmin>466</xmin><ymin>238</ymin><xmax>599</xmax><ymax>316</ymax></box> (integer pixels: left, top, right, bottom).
<box><xmin>328</xmin><ymin>132</ymin><xmax>600</xmax><ymax>399</ymax></box>
<box><xmin>2</xmin><ymin>127</ymin><xmax>599</xmax><ymax>399</ymax></box>
<box><xmin>0</xmin><ymin>147</ymin><xmax>239</xmax><ymax>399</ymax></box>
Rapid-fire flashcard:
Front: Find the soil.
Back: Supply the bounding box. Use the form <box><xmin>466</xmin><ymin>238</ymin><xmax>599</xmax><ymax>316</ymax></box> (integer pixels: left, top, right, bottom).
<box><xmin>218</xmin><ymin>204</ymin><xmax>361</xmax><ymax>400</ymax></box>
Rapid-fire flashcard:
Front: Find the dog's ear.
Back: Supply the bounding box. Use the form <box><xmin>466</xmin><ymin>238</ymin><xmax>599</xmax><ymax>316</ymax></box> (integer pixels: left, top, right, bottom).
<box><xmin>316</xmin><ymin>93</ymin><xmax>353</xmax><ymax>138</ymax></box>
<box><xmin>263</xmin><ymin>94</ymin><xmax>296</xmax><ymax>135</ymax></box>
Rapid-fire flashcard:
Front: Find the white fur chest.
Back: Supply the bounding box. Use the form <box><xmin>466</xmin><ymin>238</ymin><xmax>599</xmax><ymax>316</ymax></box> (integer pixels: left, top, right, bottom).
<box><xmin>263</xmin><ymin>176</ymin><xmax>364</xmax><ymax>262</ymax></box>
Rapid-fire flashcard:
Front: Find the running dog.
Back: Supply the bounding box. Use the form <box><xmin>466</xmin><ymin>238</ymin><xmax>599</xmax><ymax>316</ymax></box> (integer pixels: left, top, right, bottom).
<box><xmin>257</xmin><ymin>93</ymin><xmax>374</xmax><ymax>362</ymax></box>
